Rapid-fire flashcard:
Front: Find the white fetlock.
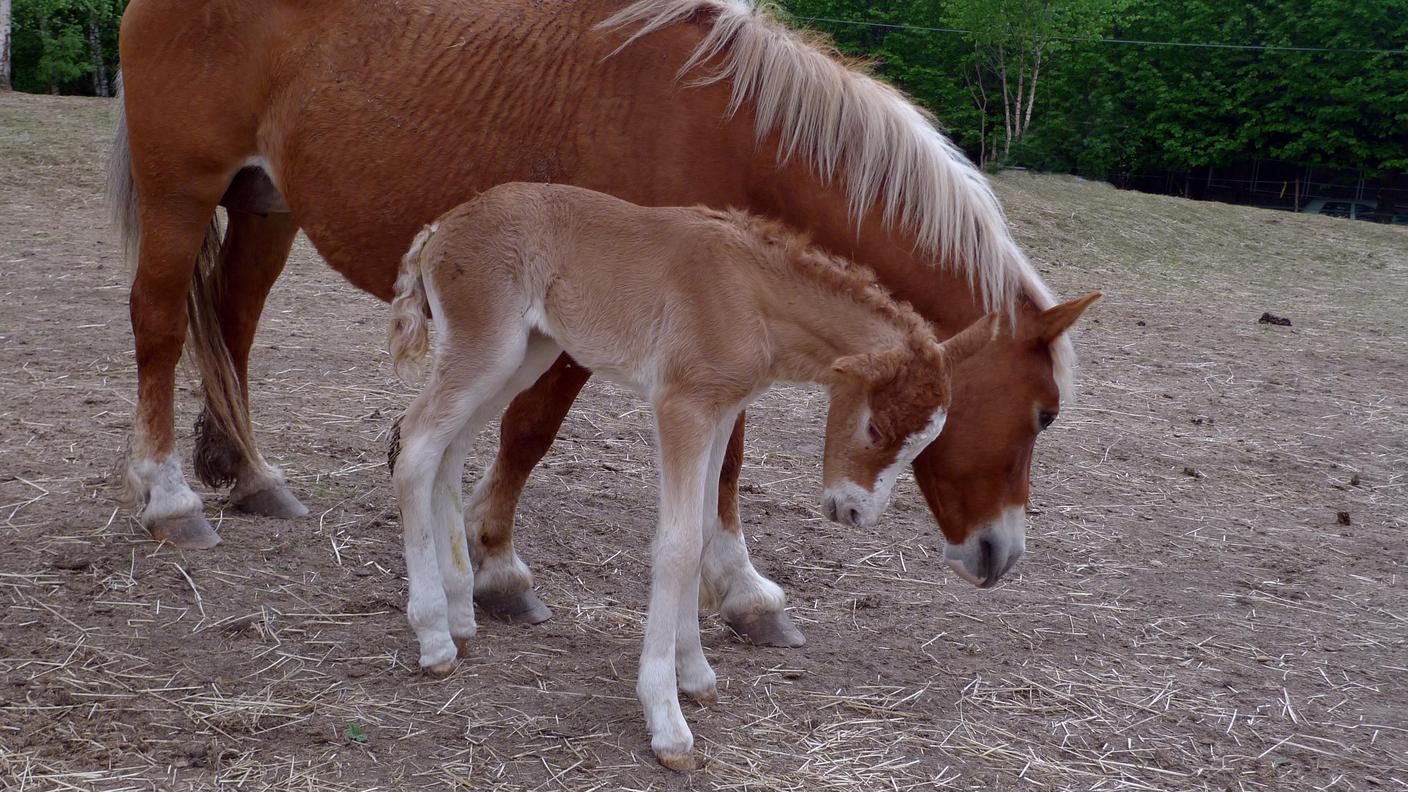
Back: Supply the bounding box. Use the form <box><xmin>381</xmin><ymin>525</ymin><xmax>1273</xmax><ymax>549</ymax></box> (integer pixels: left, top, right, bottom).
<box><xmin>128</xmin><ymin>455</ymin><xmax>203</xmax><ymax>523</ymax></box>
<box><xmin>474</xmin><ymin>548</ymin><xmax>533</xmax><ymax>597</ymax></box>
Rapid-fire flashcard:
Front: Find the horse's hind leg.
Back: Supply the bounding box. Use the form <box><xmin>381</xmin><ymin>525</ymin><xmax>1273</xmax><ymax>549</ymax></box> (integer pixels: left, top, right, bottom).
<box><xmin>702</xmin><ymin>414</ymin><xmax>805</xmax><ymax>647</ymax></box>
<box><xmin>123</xmin><ymin>188</ymin><xmax>230</xmax><ymax>549</ymax></box>
<box><xmin>190</xmin><ymin>209</ymin><xmax>308</xmax><ymax>518</ymax></box>
<box><xmin>464</xmin><ymin>354</ymin><xmax>591</xmax><ymax>624</ymax></box>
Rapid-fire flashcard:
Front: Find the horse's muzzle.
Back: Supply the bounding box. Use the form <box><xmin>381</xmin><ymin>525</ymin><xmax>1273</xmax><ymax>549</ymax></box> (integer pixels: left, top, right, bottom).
<box><xmin>942</xmin><ymin>506</ymin><xmax>1027</xmax><ymax>587</ymax></box>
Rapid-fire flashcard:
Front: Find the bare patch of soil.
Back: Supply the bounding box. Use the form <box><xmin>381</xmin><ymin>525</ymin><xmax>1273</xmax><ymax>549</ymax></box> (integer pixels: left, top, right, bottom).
<box><xmin>2</xmin><ymin>93</ymin><xmax>1405</xmax><ymax>791</ymax></box>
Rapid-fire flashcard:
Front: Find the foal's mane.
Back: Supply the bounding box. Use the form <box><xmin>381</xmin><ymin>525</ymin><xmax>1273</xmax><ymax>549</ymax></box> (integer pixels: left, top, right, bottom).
<box><xmin>599</xmin><ymin>0</ymin><xmax>1076</xmax><ymax>397</ymax></box>
<box><xmin>701</xmin><ymin>208</ymin><xmax>944</xmax><ymax>364</ymax></box>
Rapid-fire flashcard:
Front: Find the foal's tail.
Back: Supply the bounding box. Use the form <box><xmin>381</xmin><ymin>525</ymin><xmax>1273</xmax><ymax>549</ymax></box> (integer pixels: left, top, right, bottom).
<box><xmin>108</xmin><ymin>77</ymin><xmax>262</xmax><ymax>489</ymax></box>
<box><xmin>389</xmin><ymin>224</ymin><xmax>438</xmax><ymax>385</ymax></box>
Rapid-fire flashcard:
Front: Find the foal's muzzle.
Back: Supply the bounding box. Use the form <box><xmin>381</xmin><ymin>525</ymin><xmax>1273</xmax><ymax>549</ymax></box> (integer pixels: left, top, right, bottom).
<box><xmin>942</xmin><ymin>506</ymin><xmax>1026</xmax><ymax>588</ymax></box>
<box><xmin>822</xmin><ymin>482</ymin><xmax>876</xmax><ymax>529</ymax></box>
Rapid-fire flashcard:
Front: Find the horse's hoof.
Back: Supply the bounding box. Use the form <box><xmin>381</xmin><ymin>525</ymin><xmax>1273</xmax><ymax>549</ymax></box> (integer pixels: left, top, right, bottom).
<box><xmin>454</xmin><ymin>637</ymin><xmax>473</xmax><ymax>658</ymax></box>
<box><xmin>233</xmin><ymin>486</ymin><xmax>309</xmax><ymax>519</ymax></box>
<box><xmin>149</xmin><ymin>514</ymin><xmax>222</xmax><ymax>550</ymax></box>
<box><xmin>655</xmin><ymin>750</ymin><xmax>698</xmax><ymax>772</ymax></box>
<box><xmin>423</xmin><ymin>661</ymin><xmax>455</xmax><ymax>679</ymax></box>
<box><xmin>727</xmin><ymin>611</ymin><xmax>806</xmax><ymax>648</ymax></box>
<box><xmin>475</xmin><ymin>588</ymin><xmax>553</xmax><ymax>624</ymax></box>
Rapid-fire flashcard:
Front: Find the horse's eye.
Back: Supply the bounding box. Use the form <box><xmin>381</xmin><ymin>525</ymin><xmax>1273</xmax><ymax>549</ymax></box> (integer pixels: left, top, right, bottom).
<box><xmin>1038</xmin><ymin>411</ymin><xmax>1056</xmax><ymax>430</ymax></box>
<box><xmin>867</xmin><ymin>421</ymin><xmax>883</xmax><ymax>445</ymax></box>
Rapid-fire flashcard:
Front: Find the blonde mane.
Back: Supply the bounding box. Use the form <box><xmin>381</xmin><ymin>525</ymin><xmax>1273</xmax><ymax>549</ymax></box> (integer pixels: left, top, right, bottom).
<box><xmin>599</xmin><ymin>0</ymin><xmax>1075</xmax><ymax>398</ymax></box>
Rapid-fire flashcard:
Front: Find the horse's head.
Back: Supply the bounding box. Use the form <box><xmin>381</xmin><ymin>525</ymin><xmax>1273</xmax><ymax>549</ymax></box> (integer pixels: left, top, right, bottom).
<box><xmin>821</xmin><ymin>313</ymin><xmax>1000</xmax><ymax>530</ymax></box>
<box><xmin>916</xmin><ymin>292</ymin><xmax>1101</xmax><ymax>587</ymax></box>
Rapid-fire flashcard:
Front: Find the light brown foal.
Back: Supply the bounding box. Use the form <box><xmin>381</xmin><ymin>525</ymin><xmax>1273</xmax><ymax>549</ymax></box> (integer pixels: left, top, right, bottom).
<box><xmin>387</xmin><ymin>183</ymin><xmax>997</xmax><ymax>769</ymax></box>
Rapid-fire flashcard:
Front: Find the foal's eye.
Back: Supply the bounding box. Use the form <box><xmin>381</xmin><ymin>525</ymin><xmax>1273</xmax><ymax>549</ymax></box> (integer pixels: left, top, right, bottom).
<box><xmin>1038</xmin><ymin>411</ymin><xmax>1057</xmax><ymax>430</ymax></box>
<box><xmin>867</xmin><ymin>421</ymin><xmax>883</xmax><ymax>445</ymax></box>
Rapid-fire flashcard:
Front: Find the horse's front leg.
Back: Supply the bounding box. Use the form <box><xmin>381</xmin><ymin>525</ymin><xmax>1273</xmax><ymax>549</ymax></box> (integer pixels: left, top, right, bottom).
<box><xmin>464</xmin><ymin>355</ymin><xmax>590</xmax><ymax>624</ymax></box>
<box><xmin>191</xmin><ymin>209</ymin><xmax>309</xmax><ymax>518</ymax></box>
<box><xmin>702</xmin><ymin>413</ymin><xmax>806</xmax><ymax>647</ymax></box>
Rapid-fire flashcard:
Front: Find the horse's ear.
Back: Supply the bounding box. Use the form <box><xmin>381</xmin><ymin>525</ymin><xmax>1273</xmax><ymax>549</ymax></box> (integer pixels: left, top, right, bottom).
<box><xmin>1035</xmin><ymin>292</ymin><xmax>1101</xmax><ymax>343</ymax></box>
<box><xmin>938</xmin><ymin>312</ymin><xmax>1000</xmax><ymax>368</ymax></box>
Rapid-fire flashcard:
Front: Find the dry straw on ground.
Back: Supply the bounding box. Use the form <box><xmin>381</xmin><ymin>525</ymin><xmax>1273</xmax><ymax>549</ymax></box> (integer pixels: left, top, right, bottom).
<box><xmin>1</xmin><ymin>93</ymin><xmax>1404</xmax><ymax>791</ymax></box>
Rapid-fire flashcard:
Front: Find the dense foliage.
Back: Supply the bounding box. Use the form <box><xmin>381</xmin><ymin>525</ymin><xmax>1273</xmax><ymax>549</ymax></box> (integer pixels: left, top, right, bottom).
<box><xmin>6</xmin><ymin>0</ymin><xmax>123</xmax><ymax>95</ymax></box>
<box><xmin>782</xmin><ymin>0</ymin><xmax>1408</xmax><ymax>182</ymax></box>
<box><xmin>4</xmin><ymin>0</ymin><xmax>1403</xmax><ymax>184</ymax></box>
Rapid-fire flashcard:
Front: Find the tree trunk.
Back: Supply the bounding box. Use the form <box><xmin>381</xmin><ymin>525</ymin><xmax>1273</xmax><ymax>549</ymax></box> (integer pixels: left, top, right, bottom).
<box><xmin>88</xmin><ymin>14</ymin><xmax>109</xmax><ymax>97</ymax></box>
<box><xmin>39</xmin><ymin>14</ymin><xmax>60</xmax><ymax>94</ymax></box>
<box><xmin>1023</xmin><ymin>49</ymin><xmax>1042</xmax><ymax>139</ymax></box>
<box><xmin>1</xmin><ymin>0</ymin><xmax>13</xmax><ymax>91</ymax></box>
<box><xmin>997</xmin><ymin>44</ymin><xmax>1013</xmax><ymax>157</ymax></box>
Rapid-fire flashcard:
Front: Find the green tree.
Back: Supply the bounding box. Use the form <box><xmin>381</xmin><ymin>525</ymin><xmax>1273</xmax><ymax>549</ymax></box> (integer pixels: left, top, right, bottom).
<box><xmin>10</xmin><ymin>0</ymin><xmax>123</xmax><ymax>95</ymax></box>
<box><xmin>944</xmin><ymin>0</ymin><xmax>1126</xmax><ymax>162</ymax></box>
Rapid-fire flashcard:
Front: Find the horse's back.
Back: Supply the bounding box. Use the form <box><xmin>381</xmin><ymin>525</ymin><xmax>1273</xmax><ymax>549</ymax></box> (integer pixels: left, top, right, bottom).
<box><xmin>119</xmin><ymin>0</ymin><xmax>759</xmax><ymax>300</ymax></box>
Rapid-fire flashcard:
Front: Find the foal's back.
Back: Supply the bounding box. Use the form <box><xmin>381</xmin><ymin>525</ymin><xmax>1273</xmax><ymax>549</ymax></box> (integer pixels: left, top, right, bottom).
<box><xmin>434</xmin><ymin>184</ymin><xmax>773</xmax><ymax>391</ymax></box>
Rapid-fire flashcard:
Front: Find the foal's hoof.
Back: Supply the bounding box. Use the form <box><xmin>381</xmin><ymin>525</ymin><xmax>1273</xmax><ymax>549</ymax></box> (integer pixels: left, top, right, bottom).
<box><xmin>475</xmin><ymin>588</ymin><xmax>553</xmax><ymax>624</ymax></box>
<box><xmin>233</xmin><ymin>486</ymin><xmax>310</xmax><ymax>519</ymax></box>
<box><xmin>454</xmin><ymin>637</ymin><xmax>474</xmax><ymax>659</ymax></box>
<box><xmin>727</xmin><ymin>611</ymin><xmax>806</xmax><ymax>648</ymax></box>
<box><xmin>149</xmin><ymin>514</ymin><xmax>222</xmax><ymax>550</ymax></box>
<box><xmin>423</xmin><ymin>660</ymin><xmax>456</xmax><ymax>679</ymax></box>
<box><xmin>655</xmin><ymin>750</ymin><xmax>698</xmax><ymax>772</ymax></box>
<box><xmin>683</xmin><ymin>686</ymin><xmax>718</xmax><ymax>706</ymax></box>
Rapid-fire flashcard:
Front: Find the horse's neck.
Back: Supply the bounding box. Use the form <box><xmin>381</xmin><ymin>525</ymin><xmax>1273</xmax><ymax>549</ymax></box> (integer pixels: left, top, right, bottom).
<box><xmin>751</xmin><ymin>263</ymin><xmax>907</xmax><ymax>384</ymax></box>
<box><xmin>746</xmin><ymin>155</ymin><xmax>992</xmax><ymax>340</ymax></box>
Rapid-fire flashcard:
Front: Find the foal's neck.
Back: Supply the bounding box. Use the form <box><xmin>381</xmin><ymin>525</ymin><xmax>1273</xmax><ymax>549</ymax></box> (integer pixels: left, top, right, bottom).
<box><xmin>752</xmin><ymin>245</ymin><xmax>916</xmax><ymax>384</ymax></box>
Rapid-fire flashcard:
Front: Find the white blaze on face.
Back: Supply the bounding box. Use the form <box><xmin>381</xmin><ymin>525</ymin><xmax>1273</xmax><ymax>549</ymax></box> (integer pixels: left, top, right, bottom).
<box><xmin>823</xmin><ymin>406</ymin><xmax>948</xmax><ymax>528</ymax></box>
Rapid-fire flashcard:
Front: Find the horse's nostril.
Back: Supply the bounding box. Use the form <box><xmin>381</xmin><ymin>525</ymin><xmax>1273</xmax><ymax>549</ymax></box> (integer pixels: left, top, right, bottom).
<box><xmin>825</xmin><ymin>499</ymin><xmax>838</xmax><ymax>522</ymax></box>
<box><xmin>846</xmin><ymin>507</ymin><xmax>861</xmax><ymax>526</ymax></box>
<box><xmin>979</xmin><ymin>537</ymin><xmax>996</xmax><ymax>579</ymax></box>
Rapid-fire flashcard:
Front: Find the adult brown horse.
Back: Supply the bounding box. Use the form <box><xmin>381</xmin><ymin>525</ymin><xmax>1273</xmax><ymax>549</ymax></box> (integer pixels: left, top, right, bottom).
<box><xmin>110</xmin><ymin>0</ymin><xmax>1098</xmax><ymax>647</ymax></box>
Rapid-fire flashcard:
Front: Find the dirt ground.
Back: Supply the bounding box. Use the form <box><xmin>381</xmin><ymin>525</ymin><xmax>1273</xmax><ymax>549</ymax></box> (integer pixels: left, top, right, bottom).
<box><xmin>1</xmin><ymin>93</ymin><xmax>1405</xmax><ymax>792</ymax></box>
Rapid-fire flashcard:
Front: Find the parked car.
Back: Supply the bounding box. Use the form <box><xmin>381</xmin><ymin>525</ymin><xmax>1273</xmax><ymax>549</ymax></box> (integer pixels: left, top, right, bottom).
<box><xmin>1300</xmin><ymin>198</ymin><xmax>1408</xmax><ymax>224</ymax></box>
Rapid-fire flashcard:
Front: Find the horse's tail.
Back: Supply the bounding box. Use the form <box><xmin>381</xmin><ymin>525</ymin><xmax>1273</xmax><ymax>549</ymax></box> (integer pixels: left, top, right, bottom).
<box><xmin>389</xmin><ymin>224</ymin><xmax>438</xmax><ymax>385</ymax></box>
<box><xmin>108</xmin><ymin>77</ymin><xmax>261</xmax><ymax>489</ymax></box>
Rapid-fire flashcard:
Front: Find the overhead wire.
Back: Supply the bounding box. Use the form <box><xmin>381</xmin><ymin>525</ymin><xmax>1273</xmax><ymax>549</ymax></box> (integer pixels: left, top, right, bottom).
<box><xmin>790</xmin><ymin>15</ymin><xmax>1408</xmax><ymax>56</ymax></box>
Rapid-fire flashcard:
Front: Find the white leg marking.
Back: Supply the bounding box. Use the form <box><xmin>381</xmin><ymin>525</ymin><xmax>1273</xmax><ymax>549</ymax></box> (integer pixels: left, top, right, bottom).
<box><xmin>395</xmin><ymin>325</ymin><xmax>537</xmax><ymax>669</ymax></box>
<box><xmin>675</xmin><ymin>420</ymin><xmax>733</xmax><ymax>701</ymax></box>
<box><xmin>394</xmin><ymin>431</ymin><xmax>458</xmax><ymax>670</ymax></box>
<box><xmin>639</xmin><ymin>409</ymin><xmax>712</xmax><ymax>764</ymax></box>
<box><xmin>126</xmin><ymin>454</ymin><xmax>203</xmax><ymax>524</ymax></box>
<box><xmin>431</xmin><ymin>428</ymin><xmax>479</xmax><ymax>643</ymax></box>
<box><xmin>701</xmin><ymin>518</ymin><xmax>787</xmax><ymax>621</ymax></box>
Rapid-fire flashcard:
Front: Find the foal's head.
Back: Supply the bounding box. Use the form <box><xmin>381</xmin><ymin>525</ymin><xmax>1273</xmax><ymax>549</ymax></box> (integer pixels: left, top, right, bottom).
<box><xmin>821</xmin><ymin>314</ymin><xmax>999</xmax><ymax>529</ymax></box>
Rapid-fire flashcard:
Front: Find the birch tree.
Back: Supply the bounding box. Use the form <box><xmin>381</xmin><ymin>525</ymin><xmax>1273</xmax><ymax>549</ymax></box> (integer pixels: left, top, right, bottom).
<box><xmin>946</xmin><ymin>0</ymin><xmax>1123</xmax><ymax>160</ymax></box>
<box><xmin>2</xmin><ymin>0</ymin><xmax>13</xmax><ymax>91</ymax></box>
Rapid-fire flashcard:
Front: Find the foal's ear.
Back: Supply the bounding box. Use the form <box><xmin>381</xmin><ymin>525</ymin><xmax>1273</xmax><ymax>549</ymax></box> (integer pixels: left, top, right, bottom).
<box><xmin>1035</xmin><ymin>292</ymin><xmax>1102</xmax><ymax>343</ymax></box>
<box><xmin>938</xmin><ymin>312</ymin><xmax>1001</xmax><ymax>368</ymax></box>
<box><xmin>832</xmin><ymin>348</ymin><xmax>902</xmax><ymax>382</ymax></box>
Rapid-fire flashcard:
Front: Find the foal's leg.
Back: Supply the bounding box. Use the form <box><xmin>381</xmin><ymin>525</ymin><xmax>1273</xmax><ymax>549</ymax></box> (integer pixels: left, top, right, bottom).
<box><xmin>673</xmin><ymin>417</ymin><xmax>736</xmax><ymax>706</ymax></box>
<box><xmin>190</xmin><ymin>209</ymin><xmax>309</xmax><ymax>518</ymax></box>
<box><xmin>639</xmin><ymin>397</ymin><xmax>714</xmax><ymax>771</ymax></box>
<box><xmin>394</xmin><ymin>327</ymin><xmax>533</xmax><ymax>674</ymax></box>
<box><xmin>464</xmin><ymin>341</ymin><xmax>568</xmax><ymax>621</ymax></box>
<box><xmin>465</xmin><ymin>355</ymin><xmax>590</xmax><ymax>624</ymax></box>
<box><xmin>703</xmin><ymin>414</ymin><xmax>805</xmax><ymax>646</ymax></box>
